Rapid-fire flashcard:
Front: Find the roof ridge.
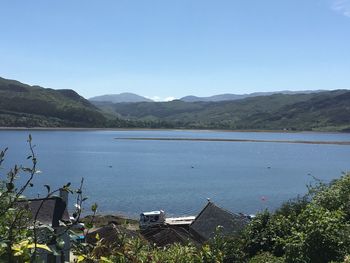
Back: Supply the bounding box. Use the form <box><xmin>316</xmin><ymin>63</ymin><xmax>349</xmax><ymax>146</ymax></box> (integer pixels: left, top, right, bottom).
<box><xmin>18</xmin><ymin>196</ymin><xmax>62</xmax><ymax>202</ymax></box>
<box><xmin>189</xmin><ymin>201</ymin><xmax>209</xmax><ymax>227</ymax></box>
<box><xmin>208</xmin><ymin>201</ymin><xmax>243</xmax><ymax>218</ymax></box>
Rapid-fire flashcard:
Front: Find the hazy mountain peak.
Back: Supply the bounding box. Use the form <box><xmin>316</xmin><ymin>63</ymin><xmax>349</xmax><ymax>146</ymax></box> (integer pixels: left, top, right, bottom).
<box><xmin>89</xmin><ymin>93</ymin><xmax>153</xmax><ymax>103</ymax></box>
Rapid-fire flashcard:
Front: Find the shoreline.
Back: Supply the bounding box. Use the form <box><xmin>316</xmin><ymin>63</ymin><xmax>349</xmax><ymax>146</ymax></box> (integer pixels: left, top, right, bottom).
<box><xmin>0</xmin><ymin>126</ymin><xmax>348</xmax><ymax>135</ymax></box>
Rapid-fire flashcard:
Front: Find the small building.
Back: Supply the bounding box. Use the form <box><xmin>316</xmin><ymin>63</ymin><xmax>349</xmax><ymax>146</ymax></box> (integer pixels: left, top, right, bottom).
<box><xmin>139</xmin><ymin>210</ymin><xmax>166</xmax><ymax>229</ymax></box>
<box><xmin>17</xmin><ymin>190</ymin><xmax>71</xmax><ymax>263</ymax></box>
<box><xmin>189</xmin><ymin>201</ymin><xmax>250</xmax><ymax>242</ymax></box>
<box><xmin>139</xmin><ymin>209</ymin><xmax>196</xmax><ymax>230</ymax></box>
<box><xmin>24</xmin><ymin>196</ymin><xmax>70</xmax><ymax>227</ymax></box>
<box><xmin>140</xmin><ymin>201</ymin><xmax>250</xmax><ymax>246</ymax></box>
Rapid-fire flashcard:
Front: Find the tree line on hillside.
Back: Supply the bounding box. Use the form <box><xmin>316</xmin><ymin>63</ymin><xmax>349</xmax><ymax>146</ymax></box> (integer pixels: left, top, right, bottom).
<box><xmin>1</xmin><ymin>76</ymin><xmax>350</xmax><ymax>131</ymax></box>
<box><xmin>92</xmin><ymin>90</ymin><xmax>350</xmax><ymax>132</ymax></box>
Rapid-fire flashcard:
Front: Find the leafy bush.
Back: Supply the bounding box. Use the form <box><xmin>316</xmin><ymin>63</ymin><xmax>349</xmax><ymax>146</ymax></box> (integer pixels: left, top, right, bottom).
<box><xmin>248</xmin><ymin>252</ymin><xmax>284</xmax><ymax>263</ymax></box>
<box><xmin>283</xmin><ymin>204</ymin><xmax>350</xmax><ymax>263</ymax></box>
<box><xmin>239</xmin><ymin>173</ymin><xmax>350</xmax><ymax>263</ymax></box>
<box><xmin>312</xmin><ymin>174</ymin><xmax>350</xmax><ymax>219</ymax></box>
<box><xmin>0</xmin><ymin>136</ymin><xmax>86</xmax><ymax>262</ymax></box>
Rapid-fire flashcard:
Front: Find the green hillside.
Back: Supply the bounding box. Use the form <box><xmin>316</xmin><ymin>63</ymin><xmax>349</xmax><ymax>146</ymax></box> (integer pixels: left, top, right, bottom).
<box><xmin>1</xmin><ymin>76</ymin><xmax>349</xmax><ymax>131</ymax></box>
<box><xmin>93</xmin><ymin>90</ymin><xmax>350</xmax><ymax>132</ymax></box>
<box><xmin>0</xmin><ymin>77</ymin><xmax>111</xmax><ymax>127</ymax></box>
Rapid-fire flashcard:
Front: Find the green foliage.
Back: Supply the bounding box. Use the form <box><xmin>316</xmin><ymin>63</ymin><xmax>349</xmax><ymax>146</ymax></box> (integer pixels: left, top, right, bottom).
<box><xmin>74</xmin><ymin>233</ymin><xmax>224</xmax><ymax>263</ymax></box>
<box><xmin>284</xmin><ymin>204</ymin><xmax>350</xmax><ymax>263</ymax></box>
<box><xmin>241</xmin><ymin>210</ymin><xmax>274</xmax><ymax>256</ymax></box>
<box><xmin>0</xmin><ymin>136</ymin><xmax>87</xmax><ymax>262</ymax></box>
<box><xmin>206</xmin><ymin>227</ymin><xmax>246</xmax><ymax>262</ymax></box>
<box><xmin>312</xmin><ymin>173</ymin><xmax>350</xmax><ymax>219</ymax></box>
<box><xmin>0</xmin><ymin>137</ymin><xmax>39</xmax><ymax>262</ymax></box>
<box><xmin>240</xmin><ymin>210</ymin><xmax>291</xmax><ymax>259</ymax></box>
<box><xmin>275</xmin><ymin>195</ymin><xmax>309</xmax><ymax>218</ymax></box>
<box><xmin>0</xmin><ymin>77</ymin><xmax>125</xmax><ymax>128</ymax></box>
<box><xmin>248</xmin><ymin>252</ymin><xmax>284</xmax><ymax>263</ymax></box>
<box><xmin>231</xmin><ymin>173</ymin><xmax>350</xmax><ymax>263</ymax></box>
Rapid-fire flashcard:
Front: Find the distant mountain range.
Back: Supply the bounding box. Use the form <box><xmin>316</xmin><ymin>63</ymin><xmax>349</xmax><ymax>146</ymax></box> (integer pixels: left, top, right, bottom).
<box><xmin>180</xmin><ymin>90</ymin><xmax>325</xmax><ymax>102</ymax></box>
<box><xmin>89</xmin><ymin>90</ymin><xmax>326</xmax><ymax>104</ymax></box>
<box><xmin>1</xmin><ymin>76</ymin><xmax>349</xmax><ymax>132</ymax></box>
<box><xmin>89</xmin><ymin>93</ymin><xmax>153</xmax><ymax>103</ymax></box>
<box><xmin>93</xmin><ymin>90</ymin><xmax>350</xmax><ymax>132</ymax></box>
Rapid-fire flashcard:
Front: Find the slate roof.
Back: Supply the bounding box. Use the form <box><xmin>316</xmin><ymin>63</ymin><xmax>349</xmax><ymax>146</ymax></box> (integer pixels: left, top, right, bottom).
<box><xmin>141</xmin><ymin>225</ymin><xmax>201</xmax><ymax>247</ymax></box>
<box><xmin>86</xmin><ymin>223</ymin><xmax>140</xmax><ymax>245</ymax></box>
<box><xmin>189</xmin><ymin>201</ymin><xmax>249</xmax><ymax>241</ymax></box>
<box><xmin>17</xmin><ymin>196</ymin><xmax>70</xmax><ymax>227</ymax></box>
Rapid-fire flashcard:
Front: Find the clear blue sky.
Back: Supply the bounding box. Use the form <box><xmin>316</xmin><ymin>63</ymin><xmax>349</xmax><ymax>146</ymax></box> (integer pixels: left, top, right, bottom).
<box><xmin>1</xmin><ymin>0</ymin><xmax>350</xmax><ymax>100</ymax></box>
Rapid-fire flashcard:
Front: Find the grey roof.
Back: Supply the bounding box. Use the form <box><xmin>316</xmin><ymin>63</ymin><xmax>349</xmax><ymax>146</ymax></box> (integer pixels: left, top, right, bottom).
<box><xmin>17</xmin><ymin>196</ymin><xmax>70</xmax><ymax>227</ymax></box>
<box><xmin>141</xmin><ymin>225</ymin><xmax>201</xmax><ymax>247</ymax></box>
<box><xmin>86</xmin><ymin>223</ymin><xmax>140</xmax><ymax>245</ymax></box>
<box><xmin>189</xmin><ymin>201</ymin><xmax>249</xmax><ymax>241</ymax></box>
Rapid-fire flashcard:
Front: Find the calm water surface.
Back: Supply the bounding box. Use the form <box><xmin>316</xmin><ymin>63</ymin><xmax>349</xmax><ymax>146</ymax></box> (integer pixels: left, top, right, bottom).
<box><xmin>1</xmin><ymin>130</ymin><xmax>350</xmax><ymax>218</ymax></box>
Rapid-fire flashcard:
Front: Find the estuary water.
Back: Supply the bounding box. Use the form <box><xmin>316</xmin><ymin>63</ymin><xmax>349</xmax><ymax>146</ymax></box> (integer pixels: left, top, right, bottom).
<box><xmin>1</xmin><ymin>129</ymin><xmax>350</xmax><ymax>218</ymax></box>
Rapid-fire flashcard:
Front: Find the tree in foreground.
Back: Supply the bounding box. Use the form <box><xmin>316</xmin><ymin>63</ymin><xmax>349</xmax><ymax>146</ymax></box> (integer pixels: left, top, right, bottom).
<box><xmin>0</xmin><ymin>135</ymin><xmax>87</xmax><ymax>262</ymax></box>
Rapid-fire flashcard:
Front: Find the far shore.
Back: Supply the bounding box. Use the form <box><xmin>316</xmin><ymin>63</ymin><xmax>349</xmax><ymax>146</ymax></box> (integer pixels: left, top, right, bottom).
<box><xmin>0</xmin><ymin>126</ymin><xmax>349</xmax><ymax>134</ymax></box>
<box><xmin>115</xmin><ymin>137</ymin><xmax>350</xmax><ymax>146</ymax></box>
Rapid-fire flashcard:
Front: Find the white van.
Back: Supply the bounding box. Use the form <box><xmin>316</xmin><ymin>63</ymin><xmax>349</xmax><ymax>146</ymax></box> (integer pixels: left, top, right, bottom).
<box><xmin>139</xmin><ymin>210</ymin><xmax>166</xmax><ymax>229</ymax></box>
